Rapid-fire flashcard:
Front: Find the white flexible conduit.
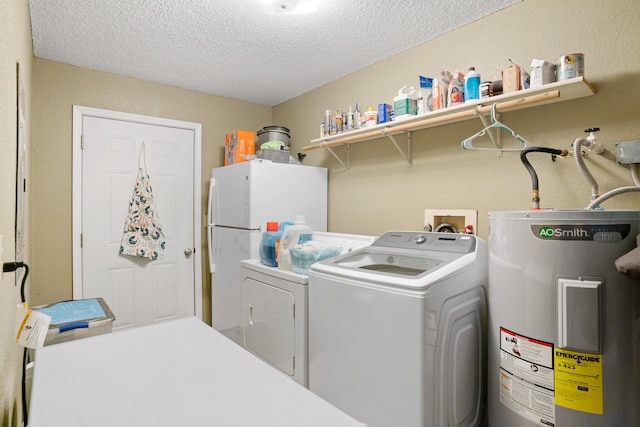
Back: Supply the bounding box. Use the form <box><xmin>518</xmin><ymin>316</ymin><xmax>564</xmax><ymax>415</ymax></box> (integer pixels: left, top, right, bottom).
<box><xmin>586</xmin><ymin>162</ymin><xmax>640</xmax><ymax>209</ymax></box>
<box><xmin>573</xmin><ymin>137</ymin><xmax>599</xmax><ymax>201</ymax></box>
<box><xmin>586</xmin><ymin>186</ymin><xmax>640</xmax><ymax>209</ymax></box>
<box><xmin>631</xmin><ymin>163</ymin><xmax>640</xmax><ymax>186</ymax></box>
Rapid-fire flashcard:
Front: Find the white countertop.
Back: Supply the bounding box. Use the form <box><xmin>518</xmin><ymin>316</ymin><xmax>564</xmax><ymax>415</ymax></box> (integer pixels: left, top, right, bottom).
<box><xmin>29</xmin><ymin>317</ymin><xmax>366</xmax><ymax>427</ymax></box>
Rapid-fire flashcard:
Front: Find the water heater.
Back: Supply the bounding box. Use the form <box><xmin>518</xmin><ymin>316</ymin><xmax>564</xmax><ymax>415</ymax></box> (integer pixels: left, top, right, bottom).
<box><xmin>487</xmin><ymin>210</ymin><xmax>640</xmax><ymax>427</ymax></box>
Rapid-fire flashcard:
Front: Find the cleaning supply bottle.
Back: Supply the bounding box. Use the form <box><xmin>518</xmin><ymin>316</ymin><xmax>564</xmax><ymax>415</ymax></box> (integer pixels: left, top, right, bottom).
<box><xmin>464</xmin><ymin>67</ymin><xmax>481</xmax><ymax>102</ymax></box>
<box><xmin>260</xmin><ymin>222</ymin><xmax>281</xmax><ymax>267</ymax></box>
<box><xmin>432</xmin><ymin>78</ymin><xmax>443</xmax><ymax>110</ymax></box>
<box><xmin>417</xmin><ymin>76</ymin><xmax>433</xmax><ymax>114</ymax></box>
<box><xmin>278</xmin><ymin>215</ymin><xmax>313</xmax><ymax>271</ymax></box>
<box><xmin>393</xmin><ymin>86</ymin><xmax>418</xmax><ymax>120</ymax></box>
<box><xmin>448</xmin><ymin>70</ymin><xmax>465</xmax><ymax>106</ymax></box>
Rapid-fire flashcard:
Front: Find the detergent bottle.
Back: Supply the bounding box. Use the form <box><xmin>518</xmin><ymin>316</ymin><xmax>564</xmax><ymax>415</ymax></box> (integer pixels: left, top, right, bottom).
<box><xmin>278</xmin><ymin>215</ymin><xmax>313</xmax><ymax>271</ymax></box>
<box><xmin>259</xmin><ymin>222</ymin><xmax>281</xmax><ymax>267</ymax></box>
<box><xmin>447</xmin><ymin>70</ymin><xmax>465</xmax><ymax>106</ymax></box>
<box><xmin>393</xmin><ymin>86</ymin><xmax>418</xmax><ymax>120</ymax></box>
<box><xmin>464</xmin><ymin>67</ymin><xmax>481</xmax><ymax>102</ymax></box>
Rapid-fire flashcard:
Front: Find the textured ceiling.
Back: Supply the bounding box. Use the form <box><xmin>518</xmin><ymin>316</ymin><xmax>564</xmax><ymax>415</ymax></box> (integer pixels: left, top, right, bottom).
<box><xmin>28</xmin><ymin>0</ymin><xmax>520</xmax><ymax>107</ymax></box>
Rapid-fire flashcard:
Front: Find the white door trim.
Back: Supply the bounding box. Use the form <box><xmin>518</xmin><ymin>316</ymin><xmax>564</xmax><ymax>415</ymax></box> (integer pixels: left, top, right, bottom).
<box><xmin>72</xmin><ymin>105</ymin><xmax>203</xmax><ymax>320</ymax></box>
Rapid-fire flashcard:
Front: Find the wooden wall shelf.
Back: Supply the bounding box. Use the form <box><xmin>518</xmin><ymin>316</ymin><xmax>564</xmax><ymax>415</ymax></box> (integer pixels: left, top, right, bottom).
<box><xmin>304</xmin><ymin>77</ymin><xmax>595</xmax><ymax>155</ymax></box>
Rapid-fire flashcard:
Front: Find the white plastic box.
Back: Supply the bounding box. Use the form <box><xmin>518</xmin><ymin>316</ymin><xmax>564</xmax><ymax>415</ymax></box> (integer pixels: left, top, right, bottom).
<box><xmin>33</xmin><ymin>297</ymin><xmax>115</xmax><ymax>346</ymax></box>
<box><xmin>256</xmin><ymin>148</ymin><xmax>290</xmax><ymax>163</ymax></box>
<box><xmin>530</xmin><ymin>59</ymin><xmax>556</xmax><ymax>87</ymax></box>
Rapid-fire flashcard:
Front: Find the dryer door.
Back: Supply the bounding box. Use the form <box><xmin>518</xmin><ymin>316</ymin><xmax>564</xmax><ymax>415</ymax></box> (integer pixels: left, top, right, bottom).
<box><xmin>244</xmin><ymin>278</ymin><xmax>296</xmax><ymax>376</ymax></box>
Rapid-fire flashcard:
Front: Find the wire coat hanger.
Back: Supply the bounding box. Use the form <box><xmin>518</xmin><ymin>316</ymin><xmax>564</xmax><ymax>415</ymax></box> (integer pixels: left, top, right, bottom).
<box><xmin>461</xmin><ymin>104</ymin><xmax>530</xmax><ymax>152</ymax></box>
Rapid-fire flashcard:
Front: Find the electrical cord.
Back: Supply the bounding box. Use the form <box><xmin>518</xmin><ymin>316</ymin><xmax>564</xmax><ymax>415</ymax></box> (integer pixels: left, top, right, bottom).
<box><xmin>3</xmin><ymin>261</ymin><xmax>30</xmax><ymax>426</ymax></box>
<box><xmin>3</xmin><ymin>261</ymin><xmax>29</xmax><ymax>302</ymax></box>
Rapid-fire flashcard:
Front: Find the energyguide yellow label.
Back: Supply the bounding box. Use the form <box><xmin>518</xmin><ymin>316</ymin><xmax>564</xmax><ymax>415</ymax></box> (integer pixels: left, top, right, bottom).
<box><xmin>554</xmin><ymin>349</ymin><xmax>603</xmax><ymax>415</ymax></box>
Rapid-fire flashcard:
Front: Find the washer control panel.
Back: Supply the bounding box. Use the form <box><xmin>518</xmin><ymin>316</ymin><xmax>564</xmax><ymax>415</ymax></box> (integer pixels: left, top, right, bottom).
<box><xmin>372</xmin><ymin>231</ymin><xmax>477</xmax><ymax>254</ymax></box>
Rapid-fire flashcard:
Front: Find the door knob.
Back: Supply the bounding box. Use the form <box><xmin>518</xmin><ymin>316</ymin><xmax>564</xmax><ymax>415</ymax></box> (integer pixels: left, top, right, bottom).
<box><xmin>184</xmin><ymin>248</ymin><xmax>193</xmax><ymax>256</ymax></box>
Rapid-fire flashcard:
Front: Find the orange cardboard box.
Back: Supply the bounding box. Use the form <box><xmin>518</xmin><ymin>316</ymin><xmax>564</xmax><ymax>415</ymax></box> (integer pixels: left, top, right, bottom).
<box><xmin>225</xmin><ymin>130</ymin><xmax>255</xmax><ymax>166</ymax></box>
<box><xmin>502</xmin><ymin>65</ymin><xmax>520</xmax><ymax>94</ymax></box>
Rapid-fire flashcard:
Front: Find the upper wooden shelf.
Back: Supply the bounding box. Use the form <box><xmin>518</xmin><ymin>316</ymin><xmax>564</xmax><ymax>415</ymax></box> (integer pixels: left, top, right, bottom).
<box><xmin>304</xmin><ymin>76</ymin><xmax>595</xmax><ymax>152</ymax></box>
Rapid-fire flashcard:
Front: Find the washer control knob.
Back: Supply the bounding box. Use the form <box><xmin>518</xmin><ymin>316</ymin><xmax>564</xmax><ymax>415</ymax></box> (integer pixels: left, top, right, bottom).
<box><xmin>414</xmin><ymin>235</ymin><xmax>427</xmax><ymax>244</ymax></box>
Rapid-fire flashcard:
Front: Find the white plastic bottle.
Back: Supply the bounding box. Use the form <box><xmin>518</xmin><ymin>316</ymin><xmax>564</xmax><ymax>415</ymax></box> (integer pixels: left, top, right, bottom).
<box><xmin>464</xmin><ymin>67</ymin><xmax>481</xmax><ymax>102</ymax></box>
<box><xmin>278</xmin><ymin>215</ymin><xmax>313</xmax><ymax>271</ymax></box>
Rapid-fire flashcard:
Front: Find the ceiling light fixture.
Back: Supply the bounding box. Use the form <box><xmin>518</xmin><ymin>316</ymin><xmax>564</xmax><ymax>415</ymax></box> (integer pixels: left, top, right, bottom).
<box><xmin>260</xmin><ymin>0</ymin><xmax>317</xmax><ymax>14</ymax></box>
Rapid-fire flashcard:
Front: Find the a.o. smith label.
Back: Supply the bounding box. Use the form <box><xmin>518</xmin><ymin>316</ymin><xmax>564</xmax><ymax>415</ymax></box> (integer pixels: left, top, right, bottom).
<box><xmin>531</xmin><ymin>224</ymin><xmax>631</xmax><ymax>242</ymax></box>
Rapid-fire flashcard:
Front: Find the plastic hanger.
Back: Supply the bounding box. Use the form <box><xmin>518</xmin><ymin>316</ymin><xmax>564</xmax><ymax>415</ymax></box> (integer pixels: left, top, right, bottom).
<box><xmin>461</xmin><ymin>104</ymin><xmax>530</xmax><ymax>151</ymax></box>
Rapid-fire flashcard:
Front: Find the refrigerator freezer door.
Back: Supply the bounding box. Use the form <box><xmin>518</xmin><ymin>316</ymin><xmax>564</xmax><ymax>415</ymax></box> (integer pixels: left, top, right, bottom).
<box><xmin>209</xmin><ymin>163</ymin><xmax>257</xmax><ymax>230</ymax></box>
<box><xmin>247</xmin><ymin>161</ymin><xmax>328</xmax><ymax>231</ymax></box>
<box><xmin>210</xmin><ymin>161</ymin><xmax>327</xmax><ymax>231</ymax></box>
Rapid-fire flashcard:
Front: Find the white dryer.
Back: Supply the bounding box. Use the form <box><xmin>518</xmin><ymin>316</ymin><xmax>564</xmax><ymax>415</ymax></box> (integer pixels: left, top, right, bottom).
<box><xmin>240</xmin><ymin>232</ymin><xmax>376</xmax><ymax>387</ymax></box>
<box><xmin>308</xmin><ymin>231</ymin><xmax>488</xmax><ymax>427</ymax></box>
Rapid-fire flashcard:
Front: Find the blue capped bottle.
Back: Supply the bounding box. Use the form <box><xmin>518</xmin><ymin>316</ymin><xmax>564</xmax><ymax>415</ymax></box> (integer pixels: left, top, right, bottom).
<box><xmin>259</xmin><ymin>222</ymin><xmax>281</xmax><ymax>267</ymax></box>
<box><xmin>464</xmin><ymin>67</ymin><xmax>481</xmax><ymax>102</ymax></box>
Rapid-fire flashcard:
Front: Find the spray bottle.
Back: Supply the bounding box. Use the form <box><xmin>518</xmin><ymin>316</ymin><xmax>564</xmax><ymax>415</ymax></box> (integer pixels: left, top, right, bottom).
<box><xmin>448</xmin><ymin>70</ymin><xmax>465</xmax><ymax>106</ymax></box>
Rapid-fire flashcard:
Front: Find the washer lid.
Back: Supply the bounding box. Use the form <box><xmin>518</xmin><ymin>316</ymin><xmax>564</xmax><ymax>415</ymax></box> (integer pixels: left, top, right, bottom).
<box><xmin>311</xmin><ymin>232</ymin><xmax>482</xmax><ymax>288</ymax></box>
<box><xmin>324</xmin><ymin>247</ymin><xmax>458</xmax><ymax>278</ymax></box>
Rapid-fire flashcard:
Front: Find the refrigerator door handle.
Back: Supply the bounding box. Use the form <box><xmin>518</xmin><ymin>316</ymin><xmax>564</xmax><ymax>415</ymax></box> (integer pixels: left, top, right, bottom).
<box><xmin>207</xmin><ymin>177</ymin><xmax>217</xmax><ymax>271</ymax></box>
<box><xmin>207</xmin><ymin>224</ymin><xmax>261</xmax><ymax>273</ymax></box>
<box><xmin>207</xmin><ymin>177</ymin><xmax>216</xmax><ymax>227</ymax></box>
<box><xmin>215</xmin><ymin>224</ymin><xmax>261</xmax><ymax>232</ymax></box>
<box><xmin>208</xmin><ymin>224</ymin><xmax>216</xmax><ymax>272</ymax></box>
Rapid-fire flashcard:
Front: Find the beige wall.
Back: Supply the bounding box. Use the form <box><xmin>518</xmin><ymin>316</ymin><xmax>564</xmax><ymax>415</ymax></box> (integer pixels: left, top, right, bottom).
<box><xmin>3</xmin><ymin>0</ymin><xmax>640</xmax><ymax>423</ymax></box>
<box><xmin>27</xmin><ymin>0</ymin><xmax>640</xmax><ymax>322</ymax></box>
<box><xmin>275</xmin><ymin>0</ymin><xmax>640</xmax><ymax>238</ymax></box>
<box><xmin>30</xmin><ymin>60</ymin><xmax>272</xmax><ymax>317</ymax></box>
<box><xmin>0</xmin><ymin>0</ymin><xmax>32</xmax><ymax>424</ymax></box>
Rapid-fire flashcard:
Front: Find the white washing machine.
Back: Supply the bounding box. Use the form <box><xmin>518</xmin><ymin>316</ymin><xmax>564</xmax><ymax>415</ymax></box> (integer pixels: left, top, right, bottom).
<box><xmin>240</xmin><ymin>232</ymin><xmax>376</xmax><ymax>387</ymax></box>
<box><xmin>308</xmin><ymin>231</ymin><xmax>488</xmax><ymax>427</ymax></box>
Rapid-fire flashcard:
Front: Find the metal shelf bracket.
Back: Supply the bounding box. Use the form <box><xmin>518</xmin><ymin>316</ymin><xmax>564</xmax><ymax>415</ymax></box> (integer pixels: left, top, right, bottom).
<box><xmin>324</xmin><ymin>145</ymin><xmax>349</xmax><ymax>171</ymax></box>
<box><xmin>384</xmin><ymin>130</ymin><xmax>412</xmax><ymax>167</ymax></box>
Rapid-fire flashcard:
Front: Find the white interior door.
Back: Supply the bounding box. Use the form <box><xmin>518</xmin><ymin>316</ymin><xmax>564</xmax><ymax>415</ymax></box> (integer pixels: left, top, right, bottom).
<box><xmin>72</xmin><ymin>106</ymin><xmax>202</xmax><ymax>330</ymax></box>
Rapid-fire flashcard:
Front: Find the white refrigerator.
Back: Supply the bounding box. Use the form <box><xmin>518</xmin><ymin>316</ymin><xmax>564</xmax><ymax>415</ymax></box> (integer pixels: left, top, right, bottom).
<box><xmin>207</xmin><ymin>160</ymin><xmax>327</xmax><ymax>345</ymax></box>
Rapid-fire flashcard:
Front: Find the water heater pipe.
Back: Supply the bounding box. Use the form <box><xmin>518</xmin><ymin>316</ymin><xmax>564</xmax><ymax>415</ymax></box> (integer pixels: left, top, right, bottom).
<box><xmin>573</xmin><ymin>137</ymin><xmax>600</xmax><ymax>201</ymax></box>
<box><xmin>520</xmin><ymin>147</ymin><xmax>568</xmax><ymax>209</ymax></box>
